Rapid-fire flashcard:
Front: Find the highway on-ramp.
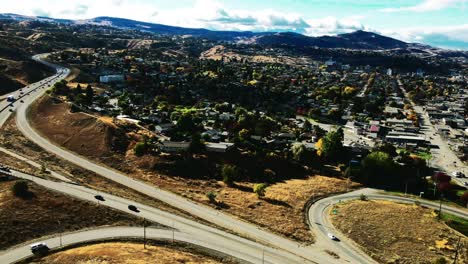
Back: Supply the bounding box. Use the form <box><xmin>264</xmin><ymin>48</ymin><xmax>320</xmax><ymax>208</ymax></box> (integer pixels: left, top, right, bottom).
<box><xmin>308</xmin><ymin>188</ymin><xmax>468</xmax><ymax>264</ymax></box>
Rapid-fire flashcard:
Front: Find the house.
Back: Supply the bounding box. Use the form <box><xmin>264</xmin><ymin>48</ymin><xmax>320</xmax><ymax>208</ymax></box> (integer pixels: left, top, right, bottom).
<box><xmin>100</xmin><ymin>75</ymin><xmax>125</xmax><ymax>83</ymax></box>
<box><xmin>156</xmin><ymin>123</ymin><xmax>175</xmax><ymax>133</ymax></box>
<box><xmin>158</xmin><ymin>141</ymin><xmax>190</xmax><ymax>153</ymax></box>
<box><xmin>206</xmin><ymin>142</ymin><xmax>234</xmax><ymax>153</ymax></box>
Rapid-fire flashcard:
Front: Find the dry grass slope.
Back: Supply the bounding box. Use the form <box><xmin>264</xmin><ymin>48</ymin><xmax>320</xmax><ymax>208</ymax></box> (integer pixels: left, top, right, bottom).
<box><xmin>31</xmin><ymin>242</ymin><xmax>228</xmax><ymax>264</ymax></box>
<box><xmin>331</xmin><ymin>200</ymin><xmax>467</xmax><ymax>264</ymax></box>
<box><xmin>0</xmin><ymin>180</ymin><xmax>141</xmax><ymax>250</ymax></box>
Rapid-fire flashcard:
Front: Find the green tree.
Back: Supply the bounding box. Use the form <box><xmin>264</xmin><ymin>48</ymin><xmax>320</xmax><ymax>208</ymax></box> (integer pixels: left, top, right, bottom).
<box><xmin>177</xmin><ymin>112</ymin><xmax>198</xmax><ymax>134</ymax></box>
<box><xmin>85</xmin><ymin>85</ymin><xmax>94</xmax><ymax>104</ymax></box>
<box><xmin>316</xmin><ymin>130</ymin><xmax>344</xmax><ymax>161</ymax></box>
<box><xmin>134</xmin><ymin>142</ymin><xmax>147</xmax><ymax>156</ymax></box>
<box><xmin>221</xmin><ymin>164</ymin><xmax>238</xmax><ymax>186</ymax></box>
<box><xmin>238</xmin><ymin>129</ymin><xmax>251</xmax><ymax>142</ymax></box>
<box><xmin>189</xmin><ymin>133</ymin><xmax>205</xmax><ymax>153</ymax></box>
<box><xmin>206</xmin><ymin>191</ymin><xmax>217</xmax><ymax>204</ymax></box>
<box><xmin>253</xmin><ymin>183</ymin><xmax>268</xmax><ymax>198</ymax></box>
<box><xmin>361</xmin><ymin>151</ymin><xmax>397</xmax><ymax>186</ymax></box>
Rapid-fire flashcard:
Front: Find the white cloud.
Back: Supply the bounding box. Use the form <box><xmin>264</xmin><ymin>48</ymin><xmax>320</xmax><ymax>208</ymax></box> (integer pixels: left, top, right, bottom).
<box><xmin>381</xmin><ymin>0</ymin><xmax>467</xmax><ymax>13</ymax></box>
<box><xmin>381</xmin><ymin>24</ymin><xmax>468</xmax><ymax>49</ymax></box>
<box><xmin>304</xmin><ymin>16</ymin><xmax>371</xmax><ymax>36</ymax></box>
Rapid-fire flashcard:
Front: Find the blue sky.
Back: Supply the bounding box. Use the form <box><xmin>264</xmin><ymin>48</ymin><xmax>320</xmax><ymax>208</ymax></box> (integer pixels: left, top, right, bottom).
<box><xmin>2</xmin><ymin>0</ymin><xmax>467</xmax><ymax>49</ymax></box>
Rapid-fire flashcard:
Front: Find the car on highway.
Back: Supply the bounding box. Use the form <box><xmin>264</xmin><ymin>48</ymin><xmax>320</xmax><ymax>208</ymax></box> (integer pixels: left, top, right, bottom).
<box><xmin>128</xmin><ymin>204</ymin><xmax>139</xmax><ymax>212</ymax></box>
<box><xmin>30</xmin><ymin>242</ymin><xmax>49</xmax><ymax>254</ymax></box>
<box><xmin>327</xmin><ymin>233</ymin><xmax>339</xmax><ymax>241</ymax></box>
<box><xmin>94</xmin><ymin>195</ymin><xmax>105</xmax><ymax>201</ymax></box>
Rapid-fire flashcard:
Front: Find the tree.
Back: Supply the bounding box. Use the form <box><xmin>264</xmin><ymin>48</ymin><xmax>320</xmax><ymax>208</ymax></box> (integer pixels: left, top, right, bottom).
<box><xmin>373</xmin><ymin>142</ymin><xmax>397</xmax><ymax>157</ymax></box>
<box><xmin>291</xmin><ymin>143</ymin><xmax>309</xmax><ymax>163</ymax></box>
<box><xmin>11</xmin><ymin>181</ymin><xmax>30</xmax><ymax>198</ymax></box>
<box><xmin>189</xmin><ymin>133</ymin><xmax>205</xmax><ymax>153</ymax></box>
<box><xmin>85</xmin><ymin>85</ymin><xmax>94</xmax><ymax>104</ymax></box>
<box><xmin>253</xmin><ymin>183</ymin><xmax>268</xmax><ymax>198</ymax></box>
<box><xmin>316</xmin><ymin>130</ymin><xmax>344</xmax><ymax>161</ymax></box>
<box><xmin>134</xmin><ymin>142</ymin><xmax>147</xmax><ymax>156</ymax></box>
<box><xmin>206</xmin><ymin>191</ymin><xmax>217</xmax><ymax>204</ymax></box>
<box><xmin>361</xmin><ymin>151</ymin><xmax>397</xmax><ymax>186</ymax></box>
<box><xmin>177</xmin><ymin>112</ymin><xmax>198</xmax><ymax>134</ymax></box>
<box><xmin>238</xmin><ymin>129</ymin><xmax>251</xmax><ymax>142</ymax></box>
<box><xmin>461</xmin><ymin>191</ymin><xmax>468</xmax><ymax>207</ymax></box>
<box><xmin>221</xmin><ymin>164</ymin><xmax>238</xmax><ymax>186</ymax></box>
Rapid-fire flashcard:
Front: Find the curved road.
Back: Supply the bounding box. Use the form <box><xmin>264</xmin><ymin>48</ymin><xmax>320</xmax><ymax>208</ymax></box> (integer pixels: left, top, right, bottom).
<box><xmin>308</xmin><ymin>188</ymin><xmax>468</xmax><ymax>264</ymax></box>
<box><xmin>0</xmin><ymin>226</ymin><xmax>254</xmax><ymax>264</ymax></box>
<box><xmin>11</xmin><ymin>55</ymin><xmax>355</xmax><ymax>263</ymax></box>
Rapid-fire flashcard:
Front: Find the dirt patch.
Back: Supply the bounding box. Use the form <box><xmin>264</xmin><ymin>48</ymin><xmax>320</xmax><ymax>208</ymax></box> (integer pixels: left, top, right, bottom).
<box><xmin>0</xmin><ymin>180</ymin><xmax>148</xmax><ymax>250</ymax></box>
<box><xmin>29</xmin><ymin>242</ymin><xmax>234</xmax><ymax>264</ymax></box>
<box><xmin>29</xmin><ymin>95</ymin><xmax>128</xmax><ymax>159</ymax></box>
<box><xmin>330</xmin><ymin>200</ymin><xmax>467</xmax><ymax>264</ymax></box>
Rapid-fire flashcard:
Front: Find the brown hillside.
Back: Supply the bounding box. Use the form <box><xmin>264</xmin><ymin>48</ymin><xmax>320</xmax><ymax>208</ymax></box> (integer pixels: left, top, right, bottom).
<box><xmin>0</xmin><ymin>59</ymin><xmax>52</xmax><ymax>95</ymax></box>
<box><xmin>30</xmin><ymin>96</ymin><xmax>128</xmax><ymax>159</ymax></box>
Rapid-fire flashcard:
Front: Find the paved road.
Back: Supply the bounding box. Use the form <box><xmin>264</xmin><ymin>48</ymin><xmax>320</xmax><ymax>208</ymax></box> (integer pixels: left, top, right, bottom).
<box><xmin>0</xmin><ymin>168</ymin><xmax>308</xmax><ymax>264</ymax></box>
<box><xmin>308</xmin><ymin>188</ymin><xmax>468</xmax><ymax>264</ymax></box>
<box><xmin>10</xmin><ymin>56</ymin><xmax>366</xmax><ymax>263</ymax></box>
<box><xmin>397</xmin><ymin>79</ymin><xmax>467</xmax><ymax>188</ymax></box>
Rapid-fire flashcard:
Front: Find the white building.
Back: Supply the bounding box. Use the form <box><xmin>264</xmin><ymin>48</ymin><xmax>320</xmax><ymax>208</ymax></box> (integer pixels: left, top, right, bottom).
<box><xmin>100</xmin><ymin>75</ymin><xmax>125</xmax><ymax>83</ymax></box>
<box><xmin>387</xmin><ymin>68</ymin><xmax>392</xmax><ymax>76</ymax></box>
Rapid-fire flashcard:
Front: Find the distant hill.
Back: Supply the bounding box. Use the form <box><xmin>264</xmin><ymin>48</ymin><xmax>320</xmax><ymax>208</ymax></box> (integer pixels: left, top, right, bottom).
<box><xmin>0</xmin><ymin>13</ymin><xmax>437</xmax><ymax>51</ymax></box>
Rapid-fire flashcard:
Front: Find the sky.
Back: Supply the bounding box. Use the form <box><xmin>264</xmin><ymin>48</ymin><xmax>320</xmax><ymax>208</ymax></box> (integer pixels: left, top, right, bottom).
<box><xmin>1</xmin><ymin>0</ymin><xmax>467</xmax><ymax>49</ymax></box>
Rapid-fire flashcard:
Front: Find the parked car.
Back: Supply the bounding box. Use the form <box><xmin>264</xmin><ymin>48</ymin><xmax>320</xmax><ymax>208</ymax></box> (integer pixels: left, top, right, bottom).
<box><xmin>30</xmin><ymin>242</ymin><xmax>49</xmax><ymax>254</ymax></box>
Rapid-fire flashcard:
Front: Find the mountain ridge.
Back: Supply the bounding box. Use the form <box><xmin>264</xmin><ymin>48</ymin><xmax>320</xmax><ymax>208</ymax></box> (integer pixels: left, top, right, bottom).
<box><xmin>0</xmin><ymin>13</ymin><xmax>447</xmax><ymax>51</ymax></box>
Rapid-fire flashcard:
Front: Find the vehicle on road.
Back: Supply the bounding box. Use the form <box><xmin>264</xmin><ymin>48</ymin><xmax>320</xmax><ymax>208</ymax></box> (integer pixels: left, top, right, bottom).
<box><xmin>452</xmin><ymin>171</ymin><xmax>465</xmax><ymax>178</ymax></box>
<box><xmin>6</xmin><ymin>95</ymin><xmax>15</xmax><ymax>102</ymax></box>
<box><xmin>30</xmin><ymin>242</ymin><xmax>49</xmax><ymax>254</ymax></box>
<box><xmin>94</xmin><ymin>195</ymin><xmax>105</xmax><ymax>201</ymax></box>
<box><xmin>328</xmin><ymin>233</ymin><xmax>339</xmax><ymax>241</ymax></box>
<box><xmin>128</xmin><ymin>204</ymin><xmax>139</xmax><ymax>212</ymax></box>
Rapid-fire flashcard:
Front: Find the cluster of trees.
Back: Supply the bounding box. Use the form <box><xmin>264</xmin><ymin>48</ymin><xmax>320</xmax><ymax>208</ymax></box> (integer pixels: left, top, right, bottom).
<box><xmin>50</xmin><ymin>80</ymin><xmax>95</xmax><ymax>106</ymax></box>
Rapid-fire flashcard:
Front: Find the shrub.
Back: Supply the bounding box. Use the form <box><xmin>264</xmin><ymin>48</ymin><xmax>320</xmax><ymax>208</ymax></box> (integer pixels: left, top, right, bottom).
<box><xmin>253</xmin><ymin>183</ymin><xmax>268</xmax><ymax>198</ymax></box>
<box><xmin>221</xmin><ymin>164</ymin><xmax>238</xmax><ymax>186</ymax></box>
<box><xmin>11</xmin><ymin>181</ymin><xmax>30</xmax><ymax>198</ymax></box>
<box><xmin>134</xmin><ymin>142</ymin><xmax>147</xmax><ymax>156</ymax></box>
<box><xmin>360</xmin><ymin>194</ymin><xmax>368</xmax><ymax>201</ymax></box>
<box><xmin>206</xmin><ymin>191</ymin><xmax>217</xmax><ymax>204</ymax></box>
<box><xmin>432</xmin><ymin>257</ymin><xmax>447</xmax><ymax>264</ymax></box>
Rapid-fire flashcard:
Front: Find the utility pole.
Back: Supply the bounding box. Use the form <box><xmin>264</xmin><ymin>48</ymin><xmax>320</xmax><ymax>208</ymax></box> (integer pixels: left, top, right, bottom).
<box><xmin>143</xmin><ymin>218</ymin><xmax>146</xmax><ymax>249</ymax></box>
<box><xmin>58</xmin><ymin>220</ymin><xmax>62</xmax><ymax>247</ymax></box>
<box><xmin>262</xmin><ymin>247</ymin><xmax>265</xmax><ymax>264</ymax></box>
<box><xmin>438</xmin><ymin>194</ymin><xmax>443</xmax><ymax>219</ymax></box>
<box><xmin>452</xmin><ymin>236</ymin><xmax>462</xmax><ymax>264</ymax></box>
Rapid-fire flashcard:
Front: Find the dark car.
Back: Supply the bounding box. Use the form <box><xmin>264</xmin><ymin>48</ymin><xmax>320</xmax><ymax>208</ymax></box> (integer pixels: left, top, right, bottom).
<box><xmin>30</xmin><ymin>242</ymin><xmax>49</xmax><ymax>254</ymax></box>
<box><xmin>128</xmin><ymin>205</ymin><xmax>139</xmax><ymax>212</ymax></box>
<box><xmin>94</xmin><ymin>195</ymin><xmax>105</xmax><ymax>201</ymax></box>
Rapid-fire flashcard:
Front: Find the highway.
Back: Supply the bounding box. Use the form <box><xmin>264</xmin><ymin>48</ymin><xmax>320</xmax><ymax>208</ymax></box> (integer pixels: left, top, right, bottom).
<box><xmin>9</xmin><ymin>55</ymin><xmax>367</xmax><ymax>263</ymax></box>
<box><xmin>308</xmin><ymin>188</ymin><xmax>468</xmax><ymax>264</ymax></box>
